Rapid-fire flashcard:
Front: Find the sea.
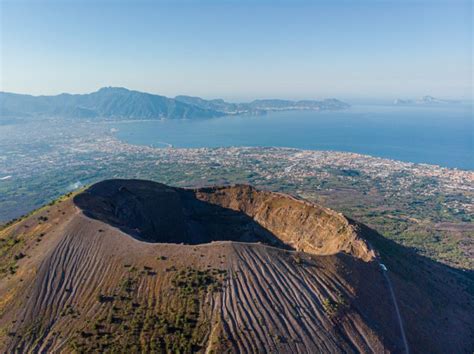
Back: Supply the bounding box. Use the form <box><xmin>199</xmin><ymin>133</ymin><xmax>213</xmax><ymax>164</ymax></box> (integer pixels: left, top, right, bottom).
<box><xmin>112</xmin><ymin>104</ymin><xmax>473</xmax><ymax>170</ymax></box>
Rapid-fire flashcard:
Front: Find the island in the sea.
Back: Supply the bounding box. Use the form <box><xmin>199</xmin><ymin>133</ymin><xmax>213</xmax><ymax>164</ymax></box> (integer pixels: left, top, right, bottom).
<box><xmin>393</xmin><ymin>95</ymin><xmax>458</xmax><ymax>105</ymax></box>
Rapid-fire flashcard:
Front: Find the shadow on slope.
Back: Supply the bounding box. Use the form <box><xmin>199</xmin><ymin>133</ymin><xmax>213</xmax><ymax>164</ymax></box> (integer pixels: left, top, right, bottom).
<box><xmin>350</xmin><ymin>219</ymin><xmax>474</xmax><ymax>353</ymax></box>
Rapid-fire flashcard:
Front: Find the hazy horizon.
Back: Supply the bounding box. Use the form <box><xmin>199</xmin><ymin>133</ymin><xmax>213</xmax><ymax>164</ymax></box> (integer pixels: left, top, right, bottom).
<box><xmin>1</xmin><ymin>0</ymin><xmax>472</xmax><ymax>100</ymax></box>
<box><xmin>4</xmin><ymin>85</ymin><xmax>472</xmax><ymax>105</ymax></box>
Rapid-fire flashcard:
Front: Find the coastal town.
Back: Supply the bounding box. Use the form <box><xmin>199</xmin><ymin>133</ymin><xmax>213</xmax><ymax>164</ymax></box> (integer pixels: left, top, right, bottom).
<box><xmin>1</xmin><ymin>121</ymin><xmax>473</xmax><ymax>269</ymax></box>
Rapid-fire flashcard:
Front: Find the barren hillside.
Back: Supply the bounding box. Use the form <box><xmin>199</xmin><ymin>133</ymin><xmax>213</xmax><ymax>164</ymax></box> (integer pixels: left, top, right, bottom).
<box><xmin>0</xmin><ymin>179</ymin><xmax>472</xmax><ymax>353</ymax></box>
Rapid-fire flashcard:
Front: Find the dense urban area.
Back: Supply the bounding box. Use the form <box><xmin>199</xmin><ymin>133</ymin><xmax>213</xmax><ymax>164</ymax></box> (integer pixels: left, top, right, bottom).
<box><xmin>1</xmin><ymin>120</ymin><xmax>473</xmax><ymax>269</ymax></box>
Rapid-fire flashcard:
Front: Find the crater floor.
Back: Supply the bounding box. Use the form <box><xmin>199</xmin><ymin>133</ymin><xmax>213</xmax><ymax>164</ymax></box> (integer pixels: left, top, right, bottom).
<box><xmin>73</xmin><ymin>179</ymin><xmax>374</xmax><ymax>261</ymax></box>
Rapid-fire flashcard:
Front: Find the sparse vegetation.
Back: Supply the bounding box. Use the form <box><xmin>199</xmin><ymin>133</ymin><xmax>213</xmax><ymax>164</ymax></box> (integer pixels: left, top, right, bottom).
<box><xmin>171</xmin><ymin>267</ymin><xmax>227</xmax><ymax>296</ymax></box>
<box><xmin>321</xmin><ymin>293</ymin><xmax>349</xmax><ymax>319</ymax></box>
<box><xmin>293</xmin><ymin>255</ymin><xmax>303</xmax><ymax>265</ymax></box>
<box><xmin>68</xmin><ymin>265</ymin><xmax>227</xmax><ymax>353</ymax></box>
<box><xmin>0</xmin><ymin>234</ymin><xmax>24</xmax><ymax>276</ymax></box>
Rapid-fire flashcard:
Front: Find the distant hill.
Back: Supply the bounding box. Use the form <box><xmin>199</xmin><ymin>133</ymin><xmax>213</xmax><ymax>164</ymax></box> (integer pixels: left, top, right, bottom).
<box><xmin>0</xmin><ymin>87</ymin><xmax>224</xmax><ymax>120</ymax></box>
<box><xmin>0</xmin><ymin>87</ymin><xmax>350</xmax><ymax>120</ymax></box>
<box><xmin>175</xmin><ymin>95</ymin><xmax>350</xmax><ymax>114</ymax></box>
<box><xmin>394</xmin><ymin>95</ymin><xmax>458</xmax><ymax>105</ymax></box>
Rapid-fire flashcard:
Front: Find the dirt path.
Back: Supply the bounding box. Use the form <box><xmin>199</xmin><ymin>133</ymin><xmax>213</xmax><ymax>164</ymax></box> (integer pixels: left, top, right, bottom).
<box><xmin>382</xmin><ymin>269</ymin><xmax>410</xmax><ymax>354</ymax></box>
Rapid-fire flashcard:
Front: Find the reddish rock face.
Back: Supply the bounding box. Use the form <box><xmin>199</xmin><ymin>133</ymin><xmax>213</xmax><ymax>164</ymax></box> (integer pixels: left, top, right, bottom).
<box><xmin>74</xmin><ymin>180</ymin><xmax>375</xmax><ymax>261</ymax></box>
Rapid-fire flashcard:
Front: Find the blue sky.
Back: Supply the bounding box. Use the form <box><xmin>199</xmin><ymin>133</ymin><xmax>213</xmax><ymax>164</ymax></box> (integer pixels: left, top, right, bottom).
<box><xmin>1</xmin><ymin>0</ymin><xmax>472</xmax><ymax>100</ymax></box>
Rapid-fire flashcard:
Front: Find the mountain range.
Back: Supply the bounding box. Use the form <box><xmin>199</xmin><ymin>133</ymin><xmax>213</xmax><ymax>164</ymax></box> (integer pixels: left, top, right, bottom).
<box><xmin>0</xmin><ymin>87</ymin><xmax>350</xmax><ymax>120</ymax></box>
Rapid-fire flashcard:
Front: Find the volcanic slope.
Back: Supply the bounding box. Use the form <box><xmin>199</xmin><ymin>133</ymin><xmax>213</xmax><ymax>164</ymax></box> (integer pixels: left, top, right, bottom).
<box><xmin>0</xmin><ymin>179</ymin><xmax>472</xmax><ymax>353</ymax></box>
